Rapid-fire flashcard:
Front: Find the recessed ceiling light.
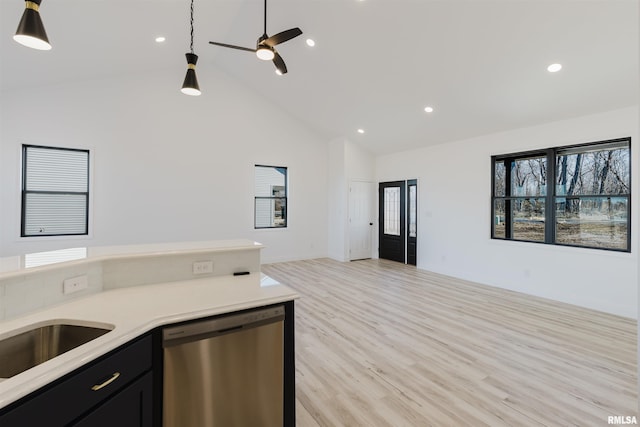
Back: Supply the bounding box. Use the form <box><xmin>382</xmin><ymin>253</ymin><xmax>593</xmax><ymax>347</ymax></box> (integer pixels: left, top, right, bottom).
<box><xmin>155</xmin><ymin>36</ymin><xmax>166</xmax><ymax>43</ymax></box>
<box><xmin>424</xmin><ymin>106</ymin><xmax>434</xmax><ymax>113</ymax></box>
<box><xmin>357</xmin><ymin>129</ymin><xmax>365</xmax><ymax>134</ymax></box>
<box><xmin>306</xmin><ymin>39</ymin><xmax>315</xmax><ymax>47</ymax></box>
<box><xmin>547</xmin><ymin>63</ymin><xmax>562</xmax><ymax>73</ymax></box>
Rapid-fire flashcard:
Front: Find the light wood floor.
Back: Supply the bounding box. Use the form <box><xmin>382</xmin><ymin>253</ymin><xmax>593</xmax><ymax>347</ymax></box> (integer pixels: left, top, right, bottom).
<box><xmin>262</xmin><ymin>258</ymin><xmax>638</xmax><ymax>427</ymax></box>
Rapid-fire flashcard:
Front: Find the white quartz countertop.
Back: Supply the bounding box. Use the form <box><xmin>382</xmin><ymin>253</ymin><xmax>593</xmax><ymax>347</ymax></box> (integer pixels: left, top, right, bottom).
<box><xmin>0</xmin><ymin>239</ymin><xmax>263</xmax><ymax>278</ymax></box>
<box><xmin>0</xmin><ymin>272</ymin><xmax>298</xmax><ymax>409</ymax></box>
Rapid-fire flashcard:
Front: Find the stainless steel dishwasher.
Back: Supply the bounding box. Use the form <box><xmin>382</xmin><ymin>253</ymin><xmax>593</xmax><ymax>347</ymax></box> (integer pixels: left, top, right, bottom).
<box><xmin>162</xmin><ymin>305</ymin><xmax>285</xmax><ymax>427</ymax></box>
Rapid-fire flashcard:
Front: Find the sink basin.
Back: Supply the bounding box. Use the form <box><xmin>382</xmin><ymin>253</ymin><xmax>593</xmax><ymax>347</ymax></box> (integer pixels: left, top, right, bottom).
<box><xmin>0</xmin><ymin>322</ymin><xmax>113</xmax><ymax>378</ymax></box>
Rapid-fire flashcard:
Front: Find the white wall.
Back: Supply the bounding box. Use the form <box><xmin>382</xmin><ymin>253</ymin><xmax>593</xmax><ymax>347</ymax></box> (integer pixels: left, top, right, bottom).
<box><xmin>327</xmin><ymin>138</ymin><xmax>376</xmax><ymax>261</ymax></box>
<box><xmin>345</xmin><ymin>140</ymin><xmax>375</xmax><ymax>183</ymax></box>
<box><xmin>327</xmin><ymin>138</ymin><xmax>348</xmax><ymax>261</ymax></box>
<box><xmin>377</xmin><ymin>107</ymin><xmax>639</xmax><ymax>318</ymax></box>
<box><xmin>0</xmin><ymin>65</ymin><xmax>328</xmax><ymax>263</ymax></box>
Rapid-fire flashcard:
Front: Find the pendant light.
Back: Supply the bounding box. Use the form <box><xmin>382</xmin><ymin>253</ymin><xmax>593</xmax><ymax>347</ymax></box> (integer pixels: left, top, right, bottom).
<box><xmin>14</xmin><ymin>0</ymin><xmax>51</xmax><ymax>50</ymax></box>
<box><xmin>181</xmin><ymin>0</ymin><xmax>201</xmax><ymax>96</ymax></box>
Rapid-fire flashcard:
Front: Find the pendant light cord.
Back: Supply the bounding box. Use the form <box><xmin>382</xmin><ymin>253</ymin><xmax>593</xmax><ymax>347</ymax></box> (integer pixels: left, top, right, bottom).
<box><xmin>263</xmin><ymin>0</ymin><xmax>267</xmax><ymax>35</ymax></box>
<box><xmin>189</xmin><ymin>0</ymin><xmax>195</xmax><ymax>54</ymax></box>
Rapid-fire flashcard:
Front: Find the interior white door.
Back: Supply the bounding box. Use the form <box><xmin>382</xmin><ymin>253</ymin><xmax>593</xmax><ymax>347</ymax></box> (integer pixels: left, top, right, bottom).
<box><xmin>349</xmin><ymin>181</ymin><xmax>375</xmax><ymax>260</ymax></box>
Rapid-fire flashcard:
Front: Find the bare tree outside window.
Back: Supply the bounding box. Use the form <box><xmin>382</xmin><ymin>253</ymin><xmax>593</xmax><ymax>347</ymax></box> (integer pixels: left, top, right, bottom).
<box><xmin>492</xmin><ymin>138</ymin><xmax>630</xmax><ymax>252</ymax></box>
<box><xmin>555</xmin><ymin>142</ymin><xmax>629</xmax><ymax>250</ymax></box>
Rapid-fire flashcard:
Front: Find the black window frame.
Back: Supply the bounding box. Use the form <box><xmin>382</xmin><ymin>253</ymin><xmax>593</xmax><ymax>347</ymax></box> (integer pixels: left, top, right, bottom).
<box><xmin>21</xmin><ymin>144</ymin><xmax>90</xmax><ymax>237</ymax></box>
<box><xmin>254</xmin><ymin>164</ymin><xmax>288</xmax><ymax>229</ymax></box>
<box><xmin>491</xmin><ymin>137</ymin><xmax>631</xmax><ymax>252</ymax></box>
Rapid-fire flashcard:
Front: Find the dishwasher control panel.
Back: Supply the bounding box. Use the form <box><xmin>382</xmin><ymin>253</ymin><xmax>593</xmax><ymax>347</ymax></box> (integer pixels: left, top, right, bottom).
<box><xmin>162</xmin><ymin>305</ymin><xmax>285</xmax><ymax>347</ymax></box>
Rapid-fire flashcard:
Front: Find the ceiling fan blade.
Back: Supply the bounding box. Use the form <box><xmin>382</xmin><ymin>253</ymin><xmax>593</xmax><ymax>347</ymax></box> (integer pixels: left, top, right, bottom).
<box><xmin>209</xmin><ymin>41</ymin><xmax>256</xmax><ymax>53</ymax></box>
<box><xmin>264</xmin><ymin>28</ymin><xmax>302</xmax><ymax>47</ymax></box>
<box><xmin>273</xmin><ymin>52</ymin><xmax>288</xmax><ymax>74</ymax></box>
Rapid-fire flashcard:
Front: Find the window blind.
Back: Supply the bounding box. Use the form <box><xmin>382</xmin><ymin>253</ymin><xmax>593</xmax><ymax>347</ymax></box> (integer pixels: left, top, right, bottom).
<box><xmin>22</xmin><ymin>146</ymin><xmax>89</xmax><ymax>236</ymax></box>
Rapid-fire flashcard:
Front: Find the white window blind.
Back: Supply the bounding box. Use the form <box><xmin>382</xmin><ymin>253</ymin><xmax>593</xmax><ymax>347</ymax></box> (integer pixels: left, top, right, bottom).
<box><xmin>22</xmin><ymin>145</ymin><xmax>89</xmax><ymax>236</ymax></box>
<box><xmin>254</xmin><ymin>165</ymin><xmax>287</xmax><ymax>228</ymax></box>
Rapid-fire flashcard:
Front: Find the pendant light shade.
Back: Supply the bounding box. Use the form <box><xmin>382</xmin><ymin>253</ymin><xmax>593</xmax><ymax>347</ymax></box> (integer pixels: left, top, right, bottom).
<box><xmin>181</xmin><ymin>0</ymin><xmax>201</xmax><ymax>96</ymax></box>
<box><xmin>181</xmin><ymin>53</ymin><xmax>201</xmax><ymax>96</ymax></box>
<box><xmin>14</xmin><ymin>0</ymin><xmax>51</xmax><ymax>50</ymax></box>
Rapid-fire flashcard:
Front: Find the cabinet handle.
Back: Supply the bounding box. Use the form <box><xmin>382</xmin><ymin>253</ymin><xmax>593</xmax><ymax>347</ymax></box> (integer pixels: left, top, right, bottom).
<box><xmin>91</xmin><ymin>372</ymin><xmax>121</xmax><ymax>391</ymax></box>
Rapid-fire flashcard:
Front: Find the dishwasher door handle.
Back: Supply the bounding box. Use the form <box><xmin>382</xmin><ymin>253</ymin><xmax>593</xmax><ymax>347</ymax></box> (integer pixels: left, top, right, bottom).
<box><xmin>162</xmin><ymin>305</ymin><xmax>285</xmax><ymax>347</ymax></box>
<box><xmin>217</xmin><ymin>325</ymin><xmax>243</xmax><ymax>334</ymax></box>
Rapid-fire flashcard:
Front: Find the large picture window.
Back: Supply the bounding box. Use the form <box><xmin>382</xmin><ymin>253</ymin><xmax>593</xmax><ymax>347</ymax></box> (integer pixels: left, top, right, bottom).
<box><xmin>22</xmin><ymin>145</ymin><xmax>90</xmax><ymax>237</ymax></box>
<box><xmin>255</xmin><ymin>165</ymin><xmax>287</xmax><ymax>229</ymax></box>
<box><xmin>492</xmin><ymin>138</ymin><xmax>630</xmax><ymax>252</ymax></box>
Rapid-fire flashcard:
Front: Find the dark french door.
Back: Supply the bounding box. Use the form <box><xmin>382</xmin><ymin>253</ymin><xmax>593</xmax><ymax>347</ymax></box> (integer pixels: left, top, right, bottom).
<box><xmin>378</xmin><ymin>180</ymin><xmax>417</xmax><ymax>265</ymax></box>
<box><xmin>407</xmin><ymin>179</ymin><xmax>417</xmax><ymax>266</ymax></box>
<box><xmin>379</xmin><ymin>181</ymin><xmax>406</xmax><ymax>263</ymax></box>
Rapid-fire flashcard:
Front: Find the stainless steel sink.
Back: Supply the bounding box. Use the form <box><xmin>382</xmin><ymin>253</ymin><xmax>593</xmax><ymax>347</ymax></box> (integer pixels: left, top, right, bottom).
<box><xmin>0</xmin><ymin>322</ymin><xmax>113</xmax><ymax>378</ymax></box>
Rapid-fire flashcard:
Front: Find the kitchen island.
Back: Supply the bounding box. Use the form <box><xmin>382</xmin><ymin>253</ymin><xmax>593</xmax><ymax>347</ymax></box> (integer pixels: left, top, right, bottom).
<box><xmin>0</xmin><ymin>240</ymin><xmax>298</xmax><ymax>426</ymax></box>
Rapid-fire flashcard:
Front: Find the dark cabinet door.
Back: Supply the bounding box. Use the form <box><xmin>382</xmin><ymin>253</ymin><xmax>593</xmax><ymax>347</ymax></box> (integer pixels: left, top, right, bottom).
<box><xmin>0</xmin><ymin>335</ymin><xmax>152</xmax><ymax>427</ymax></box>
<box><xmin>74</xmin><ymin>371</ymin><xmax>153</xmax><ymax>427</ymax></box>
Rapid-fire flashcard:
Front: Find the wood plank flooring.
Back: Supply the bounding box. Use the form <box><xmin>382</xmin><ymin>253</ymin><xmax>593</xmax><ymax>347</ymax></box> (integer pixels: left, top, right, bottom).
<box><xmin>261</xmin><ymin>258</ymin><xmax>638</xmax><ymax>427</ymax></box>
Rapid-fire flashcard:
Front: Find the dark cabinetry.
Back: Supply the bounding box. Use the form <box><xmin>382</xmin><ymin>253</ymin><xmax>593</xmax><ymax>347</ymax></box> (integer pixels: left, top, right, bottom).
<box><xmin>0</xmin><ymin>301</ymin><xmax>295</xmax><ymax>426</ymax></box>
<box><xmin>74</xmin><ymin>371</ymin><xmax>153</xmax><ymax>427</ymax></box>
<box><xmin>0</xmin><ymin>335</ymin><xmax>153</xmax><ymax>427</ymax></box>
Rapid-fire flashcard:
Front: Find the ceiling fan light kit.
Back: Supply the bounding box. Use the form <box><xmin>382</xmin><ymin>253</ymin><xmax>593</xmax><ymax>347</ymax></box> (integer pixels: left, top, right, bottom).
<box><xmin>14</xmin><ymin>0</ymin><xmax>51</xmax><ymax>50</ymax></box>
<box><xmin>256</xmin><ymin>44</ymin><xmax>275</xmax><ymax>61</ymax></box>
<box><xmin>209</xmin><ymin>0</ymin><xmax>302</xmax><ymax>74</ymax></box>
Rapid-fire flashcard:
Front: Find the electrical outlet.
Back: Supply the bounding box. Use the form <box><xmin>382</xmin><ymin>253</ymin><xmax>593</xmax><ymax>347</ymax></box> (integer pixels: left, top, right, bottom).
<box><xmin>193</xmin><ymin>260</ymin><xmax>214</xmax><ymax>275</ymax></box>
<box><xmin>63</xmin><ymin>275</ymin><xmax>89</xmax><ymax>294</ymax></box>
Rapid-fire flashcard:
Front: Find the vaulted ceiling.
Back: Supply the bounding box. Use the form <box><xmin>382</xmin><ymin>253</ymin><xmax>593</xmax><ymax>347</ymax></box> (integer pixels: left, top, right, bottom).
<box><xmin>1</xmin><ymin>0</ymin><xmax>638</xmax><ymax>154</ymax></box>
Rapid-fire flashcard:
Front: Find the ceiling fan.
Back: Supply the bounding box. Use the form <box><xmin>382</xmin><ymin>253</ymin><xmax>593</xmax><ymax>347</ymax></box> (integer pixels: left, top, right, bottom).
<box><xmin>209</xmin><ymin>0</ymin><xmax>302</xmax><ymax>75</ymax></box>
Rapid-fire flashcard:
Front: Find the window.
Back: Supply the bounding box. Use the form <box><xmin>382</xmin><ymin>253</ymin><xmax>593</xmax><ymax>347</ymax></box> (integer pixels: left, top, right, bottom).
<box><xmin>492</xmin><ymin>138</ymin><xmax>630</xmax><ymax>252</ymax></box>
<box><xmin>255</xmin><ymin>165</ymin><xmax>287</xmax><ymax>228</ymax></box>
<box><xmin>22</xmin><ymin>145</ymin><xmax>90</xmax><ymax>237</ymax></box>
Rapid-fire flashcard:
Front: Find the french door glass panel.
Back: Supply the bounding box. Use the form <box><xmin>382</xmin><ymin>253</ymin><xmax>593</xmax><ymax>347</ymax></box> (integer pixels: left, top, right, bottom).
<box><xmin>383</xmin><ymin>187</ymin><xmax>400</xmax><ymax>235</ymax></box>
<box><xmin>408</xmin><ymin>185</ymin><xmax>417</xmax><ymax>238</ymax></box>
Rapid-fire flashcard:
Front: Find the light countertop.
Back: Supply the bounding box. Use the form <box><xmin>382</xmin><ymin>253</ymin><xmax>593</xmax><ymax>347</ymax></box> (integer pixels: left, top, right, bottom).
<box><xmin>0</xmin><ymin>239</ymin><xmax>263</xmax><ymax>279</ymax></box>
<box><xmin>0</xmin><ymin>272</ymin><xmax>298</xmax><ymax>409</ymax></box>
